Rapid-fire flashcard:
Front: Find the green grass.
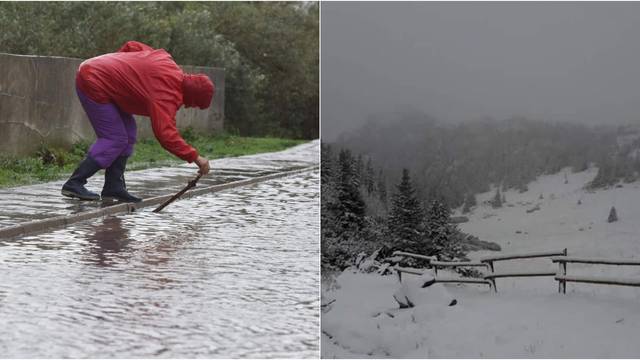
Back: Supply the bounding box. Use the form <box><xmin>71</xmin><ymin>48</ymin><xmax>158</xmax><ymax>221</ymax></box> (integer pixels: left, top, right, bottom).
<box><xmin>0</xmin><ymin>132</ymin><xmax>306</xmax><ymax>189</ymax></box>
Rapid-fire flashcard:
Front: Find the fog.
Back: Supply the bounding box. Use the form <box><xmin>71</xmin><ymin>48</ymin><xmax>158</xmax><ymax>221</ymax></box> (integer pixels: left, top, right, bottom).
<box><xmin>322</xmin><ymin>2</ymin><xmax>640</xmax><ymax>141</ymax></box>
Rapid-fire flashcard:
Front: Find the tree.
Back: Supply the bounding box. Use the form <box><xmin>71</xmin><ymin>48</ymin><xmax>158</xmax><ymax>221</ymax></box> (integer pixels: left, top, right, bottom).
<box><xmin>321</xmin><ymin>143</ymin><xmax>334</xmax><ymax>186</ymax></box>
<box><xmin>0</xmin><ymin>2</ymin><xmax>319</xmax><ymax>139</ymax></box>
<box><xmin>462</xmin><ymin>193</ymin><xmax>476</xmax><ymax>214</ymax></box>
<box><xmin>205</xmin><ymin>2</ymin><xmax>319</xmax><ymax>138</ymax></box>
<box><xmin>377</xmin><ymin>169</ymin><xmax>387</xmax><ymax>206</ymax></box>
<box><xmin>388</xmin><ymin>169</ymin><xmax>424</xmax><ymax>252</ymax></box>
<box><xmin>491</xmin><ymin>188</ymin><xmax>502</xmax><ymax>208</ymax></box>
<box><xmin>334</xmin><ymin>149</ymin><xmax>366</xmax><ymax>233</ymax></box>
<box><xmin>425</xmin><ymin>199</ymin><xmax>464</xmax><ymax>260</ymax></box>
<box><xmin>608</xmin><ymin>206</ymin><xmax>618</xmax><ymax>223</ymax></box>
<box><xmin>364</xmin><ymin>158</ymin><xmax>375</xmax><ymax>195</ymax></box>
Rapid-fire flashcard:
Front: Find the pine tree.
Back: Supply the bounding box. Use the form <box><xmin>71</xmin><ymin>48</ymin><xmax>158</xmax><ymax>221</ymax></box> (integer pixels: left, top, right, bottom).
<box><xmin>321</xmin><ymin>143</ymin><xmax>334</xmax><ymax>185</ymax></box>
<box><xmin>355</xmin><ymin>154</ymin><xmax>365</xmax><ymax>188</ymax></box>
<box><xmin>426</xmin><ymin>199</ymin><xmax>450</xmax><ymax>232</ymax></box>
<box><xmin>365</xmin><ymin>158</ymin><xmax>375</xmax><ymax>195</ymax></box>
<box><xmin>608</xmin><ymin>206</ymin><xmax>618</xmax><ymax>223</ymax></box>
<box><xmin>377</xmin><ymin>169</ymin><xmax>387</xmax><ymax>206</ymax></box>
<box><xmin>332</xmin><ymin>149</ymin><xmax>366</xmax><ymax>234</ymax></box>
<box><xmin>462</xmin><ymin>193</ymin><xmax>476</xmax><ymax>214</ymax></box>
<box><xmin>321</xmin><ymin>144</ymin><xmax>338</xmax><ymax>238</ymax></box>
<box><xmin>388</xmin><ymin>169</ymin><xmax>424</xmax><ymax>251</ymax></box>
<box><xmin>492</xmin><ymin>188</ymin><xmax>502</xmax><ymax>208</ymax></box>
<box><xmin>425</xmin><ymin>199</ymin><xmax>463</xmax><ymax>260</ymax></box>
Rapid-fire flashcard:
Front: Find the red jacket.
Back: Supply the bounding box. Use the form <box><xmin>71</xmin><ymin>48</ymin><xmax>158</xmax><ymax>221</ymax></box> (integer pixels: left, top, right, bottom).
<box><xmin>76</xmin><ymin>41</ymin><xmax>199</xmax><ymax>162</ymax></box>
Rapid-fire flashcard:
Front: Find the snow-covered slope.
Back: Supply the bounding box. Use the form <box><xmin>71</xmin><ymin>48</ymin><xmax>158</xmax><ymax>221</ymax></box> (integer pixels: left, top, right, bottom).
<box><xmin>322</xmin><ymin>270</ymin><xmax>640</xmax><ymax>358</ymax></box>
<box><xmin>461</xmin><ymin>166</ymin><xmax>640</xmax><ymax>258</ymax></box>
<box><xmin>459</xmin><ymin>166</ymin><xmax>640</xmax><ymax>298</ymax></box>
<box><xmin>322</xmin><ymin>168</ymin><xmax>640</xmax><ymax>358</ymax></box>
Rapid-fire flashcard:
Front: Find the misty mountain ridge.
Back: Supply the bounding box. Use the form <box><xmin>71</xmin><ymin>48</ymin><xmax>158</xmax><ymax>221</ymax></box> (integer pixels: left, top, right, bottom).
<box><xmin>330</xmin><ymin>112</ymin><xmax>640</xmax><ymax>208</ymax></box>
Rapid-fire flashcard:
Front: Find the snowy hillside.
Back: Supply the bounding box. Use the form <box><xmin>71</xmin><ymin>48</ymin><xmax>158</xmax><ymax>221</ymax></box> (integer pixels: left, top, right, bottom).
<box><xmin>460</xmin><ymin>166</ymin><xmax>640</xmax><ymax>298</ymax></box>
<box><xmin>322</xmin><ymin>167</ymin><xmax>640</xmax><ymax>358</ymax></box>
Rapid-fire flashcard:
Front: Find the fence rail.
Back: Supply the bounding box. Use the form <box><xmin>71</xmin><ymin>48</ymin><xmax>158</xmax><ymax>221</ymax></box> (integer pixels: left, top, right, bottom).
<box><xmin>485</xmin><ymin>271</ymin><xmax>557</xmax><ymax>279</ymax></box>
<box><xmin>484</xmin><ymin>271</ymin><xmax>557</xmax><ymax>290</ymax></box>
<box><xmin>551</xmin><ymin>257</ymin><xmax>640</xmax><ymax>266</ymax></box>
<box><xmin>481</xmin><ymin>249</ymin><xmax>567</xmax><ymax>272</ymax></box>
<box><xmin>394</xmin><ymin>266</ymin><xmax>493</xmax><ymax>289</ymax></box>
<box><xmin>552</xmin><ymin>256</ymin><xmax>640</xmax><ymax>293</ymax></box>
<box><xmin>392</xmin><ymin>251</ymin><xmax>435</xmax><ymax>262</ymax></box>
<box><xmin>555</xmin><ymin>275</ymin><xmax>640</xmax><ymax>288</ymax></box>
<box><xmin>393</xmin><ymin>248</ymin><xmax>640</xmax><ymax>294</ymax></box>
<box><xmin>430</xmin><ymin>260</ymin><xmax>489</xmax><ymax>275</ymax></box>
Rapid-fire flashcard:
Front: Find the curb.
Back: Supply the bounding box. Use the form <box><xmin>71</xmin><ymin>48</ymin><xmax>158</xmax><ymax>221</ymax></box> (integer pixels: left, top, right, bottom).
<box><xmin>0</xmin><ymin>165</ymin><xmax>318</xmax><ymax>240</ymax></box>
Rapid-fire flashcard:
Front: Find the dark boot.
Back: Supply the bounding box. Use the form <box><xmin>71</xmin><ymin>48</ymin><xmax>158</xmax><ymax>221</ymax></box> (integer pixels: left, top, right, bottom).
<box><xmin>61</xmin><ymin>156</ymin><xmax>102</xmax><ymax>201</ymax></box>
<box><xmin>101</xmin><ymin>156</ymin><xmax>142</xmax><ymax>203</ymax></box>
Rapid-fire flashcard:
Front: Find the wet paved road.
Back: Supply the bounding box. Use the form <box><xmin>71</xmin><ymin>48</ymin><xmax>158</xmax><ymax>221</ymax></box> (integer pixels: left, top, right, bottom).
<box><xmin>0</xmin><ymin>141</ymin><xmax>317</xmax><ymax>227</ymax></box>
<box><xmin>0</xmin><ymin>143</ymin><xmax>319</xmax><ymax>358</ymax></box>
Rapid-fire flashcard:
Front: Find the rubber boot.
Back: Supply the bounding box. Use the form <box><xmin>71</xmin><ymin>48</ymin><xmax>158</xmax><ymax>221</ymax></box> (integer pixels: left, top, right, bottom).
<box><xmin>101</xmin><ymin>156</ymin><xmax>142</xmax><ymax>203</ymax></box>
<box><xmin>61</xmin><ymin>156</ymin><xmax>102</xmax><ymax>201</ymax></box>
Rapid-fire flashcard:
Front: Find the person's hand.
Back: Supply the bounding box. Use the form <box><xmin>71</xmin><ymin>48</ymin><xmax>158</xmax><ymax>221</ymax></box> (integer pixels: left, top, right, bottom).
<box><xmin>194</xmin><ymin>155</ymin><xmax>210</xmax><ymax>175</ymax></box>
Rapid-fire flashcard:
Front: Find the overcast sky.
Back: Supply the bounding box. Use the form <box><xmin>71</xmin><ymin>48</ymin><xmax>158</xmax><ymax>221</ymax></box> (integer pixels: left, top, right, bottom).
<box><xmin>322</xmin><ymin>2</ymin><xmax>640</xmax><ymax>140</ymax></box>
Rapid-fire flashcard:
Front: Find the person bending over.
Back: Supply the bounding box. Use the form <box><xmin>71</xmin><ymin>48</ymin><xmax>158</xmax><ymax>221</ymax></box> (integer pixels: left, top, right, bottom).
<box><xmin>62</xmin><ymin>40</ymin><xmax>214</xmax><ymax>202</ymax></box>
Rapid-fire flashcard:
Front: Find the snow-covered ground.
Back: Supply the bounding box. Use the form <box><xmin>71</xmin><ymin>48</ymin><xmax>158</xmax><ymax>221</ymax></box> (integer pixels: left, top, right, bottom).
<box><xmin>462</xmin><ymin>166</ymin><xmax>640</xmax><ymax>299</ymax></box>
<box><xmin>322</xmin><ymin>167</ymin><xmax>640</xmax><ymax>358</ymax></box>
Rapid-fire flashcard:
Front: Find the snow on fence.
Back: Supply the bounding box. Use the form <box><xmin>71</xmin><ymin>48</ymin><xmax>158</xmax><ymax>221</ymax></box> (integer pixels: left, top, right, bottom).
<box><xmin>392</xmin><ymin>251</ymin><xmax>435</xmax><ymax>262</ymax></box>
<box><xmin>551</xmin><ymin>256</ymin><xmax>640</xmax><ymax>293</ymax></box>
<box><xmin>393</xmin><ymin>266</ymin><xmax>493</xmax><ymax>288</ymax></box>
<box><xmin>393</xmin><ymin>249</ymin><xmax>567</xmax><ymax>293</ymax></box>
<box><xmin>391</xmin><ymin>249</ymin><xmax>640</xmax><ymax>295</ymax></box>
<box><xmin>480</xmin><ymin>249</ymin><xmax>567</xmax><ymax>292</ymax></box>
<box><xmin>430</xmin><ymin>261</ymin><xmax>489</xmax><ymax>275</ymax></box>
<box><xmin>480</xmin><ymin>249</ymin><xmax>568</xmax><ymax>272</ymax></box>
<box><xmin>392</xmin><ymin>251</ymin><xmax>493</xmax><ymax>289</ymax></box>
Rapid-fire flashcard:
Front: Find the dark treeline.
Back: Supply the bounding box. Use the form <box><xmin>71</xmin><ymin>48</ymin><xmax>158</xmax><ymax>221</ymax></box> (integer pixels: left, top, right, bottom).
<box><xmin>0</xmin><ymin>2</ymin><xmax>319</xmax><ymax>139</ymax></box>
<box><xmin>322</xmin><ymin>144</ymin><xmax>472</xmax><ymax>271</ymax></box>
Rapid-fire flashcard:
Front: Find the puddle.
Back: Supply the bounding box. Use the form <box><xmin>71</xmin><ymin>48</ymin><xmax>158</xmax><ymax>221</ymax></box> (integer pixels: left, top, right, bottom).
<box><xmin>0</xmin><ymin>169</ymin><xmax>319</xmax><ymax>358</ymax></box>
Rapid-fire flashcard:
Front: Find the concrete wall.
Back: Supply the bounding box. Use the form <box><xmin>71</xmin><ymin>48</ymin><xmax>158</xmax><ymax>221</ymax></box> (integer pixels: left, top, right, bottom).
<box><xmin>0</xmin><ymin>53</ymin><xmax>224</xmax><ymax>156</ymax></box>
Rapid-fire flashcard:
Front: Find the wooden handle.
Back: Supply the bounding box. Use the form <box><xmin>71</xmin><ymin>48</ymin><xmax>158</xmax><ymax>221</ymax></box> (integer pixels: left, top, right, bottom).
<box><xmin>152</xmin><ymin>173</ymin><xmax>202</xmax><ymax>213</ymax></box>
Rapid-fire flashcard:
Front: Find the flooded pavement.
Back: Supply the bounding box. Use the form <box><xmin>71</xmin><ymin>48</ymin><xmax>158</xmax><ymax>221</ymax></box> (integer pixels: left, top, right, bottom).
<box><xmin>0</xmin><ymin>168</ymin><xmax>319</xmax><ymax>358</ymax></box>
<box><xmin>0</xmin><ymin>141</ymin><xmax>319</xmax><ymax>358</ymax></box>
<box><xmin>0</xmin><ymin>141</ymin><xmax>318</xmax><ymax>228</ymax></box>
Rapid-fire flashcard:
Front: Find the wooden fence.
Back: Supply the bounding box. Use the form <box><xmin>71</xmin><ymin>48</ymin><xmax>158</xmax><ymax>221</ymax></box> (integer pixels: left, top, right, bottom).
<box><xmin>480</xmin><ymin>249</ymin><xmax>567</xmax><ymax>272</ymax></box>
<box><xmin>393</xmin><ymin>249</ymin><xmax>640</xmax><ymax>294</ymax></box>
<box><xmin>392</xmin><ymin>251</ymin><xmax>493</xmax><ymax>289</ymax></box>
<box><xmin>551</xmin><ymin>256</ymin><xmax>640</xmax><ymax>293</ymax></box>
<box><xmin>481</xmin><ymin>249</ymin><xmax>567</xmax><ymax>292</ymax></box>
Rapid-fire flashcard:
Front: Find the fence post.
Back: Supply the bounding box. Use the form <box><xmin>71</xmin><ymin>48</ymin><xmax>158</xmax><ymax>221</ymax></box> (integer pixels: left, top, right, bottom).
<box><xmin>397</xmin><ymin>269</ymin><xmax>402</xmax><ymax>283</ymax></box>
<box><xmin>562</xmin><ymin>262</ymin><xmax>567</xmax><ymax>294</ymax></box>
<box><xmin>557</xmin><ymin>261</ymin><xmax>563</xmax><ymax>293</ymax></box>
<box><xmin>561</xmin><ymin>248</ymin><xmax>568</xmax><ymax>294</ymax></box>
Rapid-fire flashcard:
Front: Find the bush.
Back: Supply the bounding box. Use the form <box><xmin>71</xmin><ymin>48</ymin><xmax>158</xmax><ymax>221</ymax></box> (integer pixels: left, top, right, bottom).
<box><xmin>0</xmin><ymin>2</ymin><xmax>319</xmax><ymax>139</ymax></box>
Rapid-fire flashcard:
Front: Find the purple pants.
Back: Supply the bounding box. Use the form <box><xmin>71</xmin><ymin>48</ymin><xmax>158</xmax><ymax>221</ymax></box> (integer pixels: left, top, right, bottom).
<box><xmin>76</xmin><ymin>87</ymin><xmax>137</xmax><ymax>168</ymax></box>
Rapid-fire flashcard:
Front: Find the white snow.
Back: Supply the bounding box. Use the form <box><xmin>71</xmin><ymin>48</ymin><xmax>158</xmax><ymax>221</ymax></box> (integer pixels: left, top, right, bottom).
<box><xmin>322</xmin><ymin>167</ymin><xmax>640</xmax><ymax>358</ymax></box>
<box><xmin>461</xmin><ymin>166</ymin><xmax>640</xmax><ymax>298</ymax></box>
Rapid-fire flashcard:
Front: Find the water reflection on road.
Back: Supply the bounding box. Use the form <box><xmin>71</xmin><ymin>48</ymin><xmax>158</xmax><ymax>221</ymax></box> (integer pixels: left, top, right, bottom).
<box><xmin>0</xmin><ymin>170</ymin><xmax>319</xmax><ymax>358</ymax></box>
